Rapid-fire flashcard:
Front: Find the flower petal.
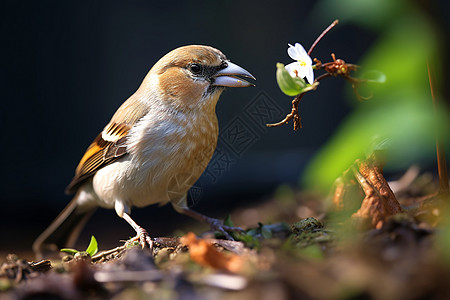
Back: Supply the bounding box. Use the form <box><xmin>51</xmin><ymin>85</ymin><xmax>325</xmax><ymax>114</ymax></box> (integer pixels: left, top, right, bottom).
<box><xmin>285</xmin><ymin>62</ymin><xmax>301</xmax><ymax>77</ymax></box>
<box><xmin>287</xmin><ymin>44</ymin><xmax>301</xmax><ymax>60</ymax></box>
<box><xmin>305</xmin><ymin>66</ymin><xmax>314</xmax><ymax>84</ymax></box>
<box><xmin>297</xmin><ymin>66</ymin><xmax>308</xmax><ymax>79</ymax></box>
<box><xmin>288</xmin><ymin>43</ymin><xmax>311</xmax><ymax>63</ymax></box>
<box><xmin>303</xmin><ymin>54</ymin><xmax>312</xmax><ymax>66</ymax></box>
<box><xmin>294</xmin><ymin>43</ymin><xmax>308</xmax><ymax>57</ymax></box>
<box><xmin>286</xmin><ymin>61</ymin><xmax>310</xmax><ymax>79</ymax></box>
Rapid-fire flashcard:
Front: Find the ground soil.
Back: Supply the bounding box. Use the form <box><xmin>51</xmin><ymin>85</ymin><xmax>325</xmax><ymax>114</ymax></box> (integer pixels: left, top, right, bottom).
<box><xmin>1</xmin><ymin>172</ymin><xmax>450</xmax><ymax>300</ymax></box>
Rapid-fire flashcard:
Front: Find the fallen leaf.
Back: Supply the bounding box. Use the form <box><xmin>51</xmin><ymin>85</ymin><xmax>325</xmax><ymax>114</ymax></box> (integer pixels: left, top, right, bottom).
<box><xmin>181</xmin><ymin>232</ymin><xmax>243</xmax><ymax>272</ymax></box>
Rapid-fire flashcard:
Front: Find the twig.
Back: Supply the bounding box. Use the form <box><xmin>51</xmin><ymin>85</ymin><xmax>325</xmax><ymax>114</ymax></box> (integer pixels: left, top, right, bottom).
<box><xmin>317</xmin><ymin>54</ymin><xmax>369</xmax><ymax>101</ymax></box>
<box><xmin>91</xmin><ymin>245</ymin><xmax>126</xmax><ymax>262</ymax></box>
<box><xmin>427</xmin><ymin>61</ymin><xmax>449</xmax><ymax>197</ymax></box>
<box><xmin>314</xmin><ymin>73</ymin><xmax>333</xmax><ymax>82</ymax></box>
<box><xmin>308</xmin><ymin>19</ymin><xmax>339</xmax><ymax>56</ymax></box>
<box><xmin>266</xmin><ymin>94</ymin><xmax>303</xmax><ymax>129</ymax></box>
<box><xmin>266</xmin><ymin>82</ymin><xmax>319</xmax><ymax>130</ymax></box>
<box><xmin>268</xmin><ymin>19</ymin><xmax>368</xmax><ymax>130</ymax></box>
<box><xmin>388</xmin><ymin>165</ymin><xmax>420</xmax><ymax>194</ymax></box>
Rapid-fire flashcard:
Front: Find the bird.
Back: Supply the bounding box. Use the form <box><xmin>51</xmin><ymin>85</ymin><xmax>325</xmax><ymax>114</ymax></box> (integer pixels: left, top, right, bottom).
<box><xmin>33</xmin><ymin>45</ymin><xmax>255</xmax><ymax>258</ymax></box>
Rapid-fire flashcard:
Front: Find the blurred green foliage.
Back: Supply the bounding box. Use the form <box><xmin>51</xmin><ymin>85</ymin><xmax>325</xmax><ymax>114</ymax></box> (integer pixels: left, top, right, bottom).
<box><xmin>312</xmin><ymin>0</ymin><xmax>407</xmax><ymax>30</ymax></box>
<box><xmin>303</xmin><ymin>0</ymin><xmax>449</xmax><ymax>191</ymax></box>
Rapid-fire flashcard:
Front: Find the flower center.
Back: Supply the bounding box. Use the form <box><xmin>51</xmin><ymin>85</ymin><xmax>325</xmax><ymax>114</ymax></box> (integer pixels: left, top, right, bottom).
<box><xmin>298</xmin><ymin>60</ymin><xmax>307</xmax><ymax>67</ymax></box>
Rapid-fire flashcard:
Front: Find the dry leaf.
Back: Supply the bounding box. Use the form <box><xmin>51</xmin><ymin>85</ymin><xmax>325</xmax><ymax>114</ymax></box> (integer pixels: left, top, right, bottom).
<box><xmin>181</xmin><ymin>232</ymin><xmax>243</xmax><ymax>272</ymax></box>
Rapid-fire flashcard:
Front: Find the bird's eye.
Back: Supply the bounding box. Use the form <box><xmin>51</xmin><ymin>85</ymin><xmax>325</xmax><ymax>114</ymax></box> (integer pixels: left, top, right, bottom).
<box><xmin>189</xmin><ymin>63</ymin><xmax>203</xmax><ymax>75</ymax></box>
<box><xmin>219</xmin><ymin>61</ymin><xmax>228</xmax><ymax>70</ymax></box>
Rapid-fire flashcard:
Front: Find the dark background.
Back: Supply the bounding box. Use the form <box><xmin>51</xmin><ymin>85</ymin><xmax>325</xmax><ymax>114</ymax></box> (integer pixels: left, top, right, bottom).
<box><xmin>1</xmin><ymin>0</ymin><xmax>448</xmax><ymax>254</ymax></box>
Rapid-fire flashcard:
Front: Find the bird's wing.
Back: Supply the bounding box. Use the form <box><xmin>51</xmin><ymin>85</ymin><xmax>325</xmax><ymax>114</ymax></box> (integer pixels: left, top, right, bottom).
<box><xmin>65</xmin><ymin>122</ymin><xmax>130</xmax><ymax>194</ymax></box>
<box><xmin>65</xmin><ymin>94</ymin><xmax>150</xmax><ymax>194</ymax></box>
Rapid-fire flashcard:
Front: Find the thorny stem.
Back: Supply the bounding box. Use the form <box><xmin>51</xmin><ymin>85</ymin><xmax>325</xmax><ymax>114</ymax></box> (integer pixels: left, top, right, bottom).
<box><xmin>308</xmin><ymin>19</ymin><xmax>339</xmax><ymax>56</ymax></box>
<box><xmin>427</xmin><ymin>61</ymin><xmax>449</xmax><ymax>197</ymax></box>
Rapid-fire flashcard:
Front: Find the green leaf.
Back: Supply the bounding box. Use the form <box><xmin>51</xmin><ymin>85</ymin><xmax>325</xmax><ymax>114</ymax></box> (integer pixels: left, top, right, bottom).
<box><xmin>261</xmin><ymin>226</ymin><xmax>273</xmax><ymax>239</ymax></box>
<box><xmin>246</xmin><ymin>228</ymin><xmax>259</xmax><ymax>237</ymax></box>
<box><xmin>234</xmin><ymin>232</ymin><xmax>260</xmax><ymax>249</ymax></box>
<box><xmin>86</xmin><ymin>235</ymin><xmax>98</xmax><ymax>256</ymax></box>
<box><xmin>276</xmin><ymin>63</ymin><xmax>306</xmax><ymax>96</ymax></box>
<box><xmin>60</xmin><ymin>248</ymin><xmax>79</xmax><ymax>255</ymax></box>
<box><xmin>224</xmin><ymin>214</ymin><xmax>234</xmax><ymax>227</ymax></box>
<box><xmin>302</xmin><ymin>14</ymin><xmax>449</xmax><ymax>192</ymax></box>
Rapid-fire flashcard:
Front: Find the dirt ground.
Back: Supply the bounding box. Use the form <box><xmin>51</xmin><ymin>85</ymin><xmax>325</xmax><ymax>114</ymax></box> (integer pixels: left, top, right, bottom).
<box><xmin>1</xmin><ymin>172</ymin><xmax>450</xmax><ymax>300</ymax></box>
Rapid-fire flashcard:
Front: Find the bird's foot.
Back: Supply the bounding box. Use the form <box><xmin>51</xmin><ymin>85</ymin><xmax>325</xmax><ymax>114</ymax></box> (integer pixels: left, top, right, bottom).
<box><xmin>122</xmin><ymin>212</ymin><xmax>153</xmax><ymax>250</ymax></box>
<box><xmin>127</xmin><ymin>226</ymin><xmax>153</xmax><ymax>250</ymax></box>
<box><xmin>205</xmin><ymin>217</ymin><xmax>245</xmax><ymax>240</ymax></box>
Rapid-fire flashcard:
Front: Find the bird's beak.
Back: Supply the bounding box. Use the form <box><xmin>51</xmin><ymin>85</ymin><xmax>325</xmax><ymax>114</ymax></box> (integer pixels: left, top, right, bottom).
<box><xmin>212</xmin><ymin>61</ymin><xmax>256</xmax><ymax>87</ymax></box>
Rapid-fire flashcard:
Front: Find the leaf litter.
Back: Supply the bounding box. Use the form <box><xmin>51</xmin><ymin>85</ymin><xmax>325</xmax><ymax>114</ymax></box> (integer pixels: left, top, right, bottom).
<box><xmin>1</xmin><ymin>172</ymin><xmax>450</xmax><ymax>300</ymax></box>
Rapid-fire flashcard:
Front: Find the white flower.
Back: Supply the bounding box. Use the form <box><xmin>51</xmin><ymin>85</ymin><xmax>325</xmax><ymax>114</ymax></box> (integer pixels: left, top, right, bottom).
<box><xmin>285</xmin><ymin>43</ymin><xmax>314</xmax><ymax>84</ymax></box>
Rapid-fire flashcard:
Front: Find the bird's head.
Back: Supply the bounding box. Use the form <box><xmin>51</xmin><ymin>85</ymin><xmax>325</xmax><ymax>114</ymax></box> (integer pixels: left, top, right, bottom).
<box><xmin>143</xmin><ymin>45</ymin><xmax>255</xmax><ymax>111</ymax></box>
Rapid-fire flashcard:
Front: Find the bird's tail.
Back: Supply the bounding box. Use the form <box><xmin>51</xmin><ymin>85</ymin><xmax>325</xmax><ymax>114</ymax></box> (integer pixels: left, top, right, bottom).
<box><xmin>33</xmin><ymin>193</ymin><xmax>96</xmax><ymax>259</ymax></box>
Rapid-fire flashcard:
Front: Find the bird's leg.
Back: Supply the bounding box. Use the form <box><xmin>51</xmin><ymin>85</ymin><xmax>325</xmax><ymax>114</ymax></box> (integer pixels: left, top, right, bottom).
<box><xmin>179</xmin><ymin>208</ymin><xmax>244</xmax><ymax>240</ymax></box>
<box><xmin>122</xmin><ymin>212</ymin><xmax>153</xmax><ymax>250</ymax></box>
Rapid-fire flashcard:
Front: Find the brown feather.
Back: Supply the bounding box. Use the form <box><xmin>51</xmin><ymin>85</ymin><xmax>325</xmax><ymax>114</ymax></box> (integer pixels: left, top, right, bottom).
<box><xmin>65</xmin><ymin>120</ymin><xmax>134</xmax><ymax>194</ymax></box>
<box><xmin>158</xmin><ymin>68</ymin><xmax>206</xmax><ymax>105</ymax></box>
<box><xmin>156</xmin><ymin>45</ymin><xmax>226</xmax><ymax>75</ymax></box>
<box><xmin>65</xmin><ymin>126</ymin><xmax>129</xmax><ymax>194</ymax></box>
<box><xmin>65</xmin><ymin>46</ymin><xmax>226</xmax><ymax>195</ymax></box>
<box><xmin>65</xmin><ymin>90</ymin><xmax>153</xmax><ymax>194</ymax></box>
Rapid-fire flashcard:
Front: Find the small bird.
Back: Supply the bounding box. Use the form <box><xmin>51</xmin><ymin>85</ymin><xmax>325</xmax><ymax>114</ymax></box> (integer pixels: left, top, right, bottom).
<box><xmin>33</xmin><ymin>45</ymin><xmax>255</xmax><ymax>258</ymax></box>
